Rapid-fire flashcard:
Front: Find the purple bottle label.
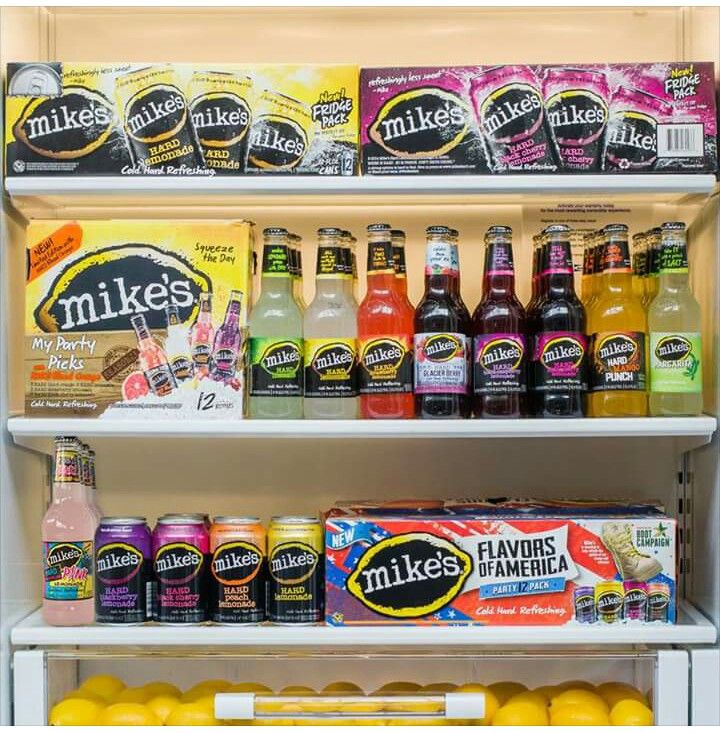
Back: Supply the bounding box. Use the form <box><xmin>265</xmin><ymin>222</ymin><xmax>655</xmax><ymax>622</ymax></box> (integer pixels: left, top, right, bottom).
<box><xmin>533</xmin><ymin>331</ymin><xmax>587</xmax><ymax>391</ymax></box>
<box><xmin>473</xmin><ymin>333</ymin><xmax>526</xmax><ymax>395</ymax></box>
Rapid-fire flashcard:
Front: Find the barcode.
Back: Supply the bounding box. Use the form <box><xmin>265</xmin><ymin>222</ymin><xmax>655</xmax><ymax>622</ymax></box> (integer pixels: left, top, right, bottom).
<box><xmin>657</xmin><ymin>123</ymin><xmax>704</xmax><ymax>158</ymax></box>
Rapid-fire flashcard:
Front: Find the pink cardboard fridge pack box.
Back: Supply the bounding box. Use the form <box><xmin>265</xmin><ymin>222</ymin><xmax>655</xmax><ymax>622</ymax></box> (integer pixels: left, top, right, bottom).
<box><xmin>360</xmin><ymin>62</ymin><xmax>716</xmax><ymax>174</ymax></box>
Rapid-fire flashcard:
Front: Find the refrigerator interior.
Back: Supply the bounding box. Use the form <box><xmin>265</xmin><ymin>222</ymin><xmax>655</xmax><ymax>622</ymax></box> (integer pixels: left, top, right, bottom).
<box><xmin>0</xmin><ymin>4</ymin><xmax>719</xmax><ymax>725</ymax></box>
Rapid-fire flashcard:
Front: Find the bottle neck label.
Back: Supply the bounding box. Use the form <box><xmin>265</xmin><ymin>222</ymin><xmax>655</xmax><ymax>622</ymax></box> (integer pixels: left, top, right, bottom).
<box><xmin>485</xmin><ymin>241</ymin><xmax>515</xmax><ymax>276</ymax></box>
<box><xmin>658</xmin><ymin>239</ymin><xmax>689</xmax><ymax>274</ymax></box>
<box><xmin>590</xmin><ymin>331</ymin><xmax>646</xmax><ymax>391</ymax></box>
<box><xmin>262</xmin><ymin>244</ymin><xmax>291</xmax><ymax>277</ymax></box>
<box><xmin>392</xmin><ymin>245</ymin><xmax>407</xmax><ymax>278</ymax></box>
<box><xmin>601</xmin><ymin>240</ymin><xmax>632</xmax><ymax>274</ymax></box>
<box><xmin>304</xmin><ymin>338</ymin><xmax>357</xmax><ymax>398</ymax></box>
<box><xmin>425</xmin><ymin>242</ymin><xmax>457</xmax><ymax>277</ymax></box>
<box><xmin>358</xmin><ymin>335</ymin><xmax>412</xmax><ymax>395</ymax></box>
<box><xmin>650</xmin><ymin>332</ymin><xmax>702</xmax><ymax>393</ymax></box>
<box><xmin>54</xmin><ymin>448</ymin><xmax>79</xmax><ymax>483</ymax></box>
<box><xmin>414</xmin><ymin>332</ymin><xmax>468</xmax><ymax>394</ymax></box>
<box><xmin>316</xmin><ymin>246</ymin><xmax>345</xmax><ymax>279</ymax></box>
<box><xmin>473</xmin><ymin>333</ymin><xmax>526</xmax><ymax>395</ymax></box>
<box><xmin>542</xmin><ymin>241</ymin><xmax>574</xmax><ymax>276</ymax></box>
<box><xmin>367</xmin><ymin>241</ymin><xmax>395</xmax><ymax>276</ymax></box>
<box><xmin>249</xmin><ymin>337</ymin><xmax>303</xmax><ymax>397</ymax></box>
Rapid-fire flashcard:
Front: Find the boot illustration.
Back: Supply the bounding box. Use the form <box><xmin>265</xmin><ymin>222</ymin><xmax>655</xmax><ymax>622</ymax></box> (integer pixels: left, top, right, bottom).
<box><xmin>601</xmin><ymin>522</ymin><xmax>662</xmax><ymax>582</ymax></box>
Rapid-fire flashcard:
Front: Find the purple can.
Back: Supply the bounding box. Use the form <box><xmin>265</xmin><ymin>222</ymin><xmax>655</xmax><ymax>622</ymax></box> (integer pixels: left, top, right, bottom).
<box><xmin>95</xmin><ymin>517</ymin><xmax>152</xmax><ymax>625</ymax></box>
<box><xmin>543</xmin><ymin>67</ymin><xmax>610</xmax><ymax>171</ymax></box>
<box><xmin>470</xmin><ymin>65</ymin><xmax>557</xmax><ymax>172</ymax></box>
<box><xmin>623</xmin><ymin>581</ymin><xmax>648</xmax><ymax>621</ymax></box>
<box><xmin>153</xmin><ymin>516</ymin><xmax>209</xmax><ymax>624</ymax></box>
<box><xmin>574</xmin><ymin>585</ymin><xmax>596</xmax><ymax>623</ymax></box>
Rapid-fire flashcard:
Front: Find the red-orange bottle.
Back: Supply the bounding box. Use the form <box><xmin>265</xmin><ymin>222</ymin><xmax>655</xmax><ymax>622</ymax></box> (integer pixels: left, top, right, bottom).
<box><xmin>358</xmin><ymin>223</ymin><xmax>414</xmax><ymax>419</ymax></box>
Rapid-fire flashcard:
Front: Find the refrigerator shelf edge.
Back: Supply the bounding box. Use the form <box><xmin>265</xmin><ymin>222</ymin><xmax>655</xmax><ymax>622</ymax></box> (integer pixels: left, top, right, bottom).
<box><xmin>7</xmin><ymin>416</ymin><xmax>717</xmax><ymax>455</ymax></box>
<box><xmin>10</xmin><ymin>601</ymin><xmax>716</xmax><ymax>647</ymax></box>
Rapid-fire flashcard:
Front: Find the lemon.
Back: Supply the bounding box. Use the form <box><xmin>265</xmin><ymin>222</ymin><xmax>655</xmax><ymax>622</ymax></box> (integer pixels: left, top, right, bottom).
<box><xmin>252</xmin><ymin>719</ymin><xmax>295</xmax><ymax>726</ymax></box>
<box><xmin>146</xmin><ymin>694</ymin><xmax>181</xmax><ymax>723</ymax></box>
<box><xmin>96</xmin><ymin>703</ymin><xmax>161</xmax><ymax>726</ymax></box>
<box><xmin>531</xmin><ymin>686</ymin><xmax>557</xmax><ymax>703</ymax></box>
<box><xmin>550</xmin><ymin>688</ymin><xmax>609</xmax><ymax>713</ymax></box>
<box><xmin>335</xmin><ymin>699</ymin><xmax>383</xmax><ymax>713</ymax></box>
<box><xmin>374</xmin><ymin>681</ymin><xmax>422</xmax><ymax>694</ymax></box>
<box><xmin>609</xmin><ymin>699</ymin><xmax>654</xmax><ymax>726</ymax></box>
<box><xmin>596</xmin><ymin>681</ymin><xmax>647</xmax><ymax>707</ymax></box>
<box><xmin>111</xmin><ymin>687</ymin><xmax>152</xmax><ymax>704</ymax></box>
<box><xmin>421</xmin><ymin>682</ymin><xmax>458</xmax><ymax>693</ymax></box>
<box><xmin>384</xmin><ymin>697</ymin><xmax>443</xmax><ymax>714</ymax></box>
<box><xmin>491</xmin><ymin>701</ymin><xmax>549</xmax><ymax>726</ymax></box>
<box><xmin>165</xmin><ymin>701</ymin><xmax>221</xmax><ymax>726</ymax></box>
<box><xmin>279</xmin><ymin>685</ymin><xmax>316</xmax><ymax>695</ymax></box>
<box><xmin>557</xmin><ymin>679</ymin><xmax>595</xmax><ymax>691</ymax></box>
<box><xmin>229</xmin><ymin>682</ymin><xmax>273</xmax><ymax>694</ymax></box>
<box><xmin>142</xmin><ymin>681</ymin><xmax>181</xmax><ymax>699</ymax></box>
<box><xmin>62</xmin><ymin>689</ymin><xmax>106</xmax><ymax>705</ymax></box>
<box><xmin>550</xmin><ymin>703</ymin><xmax>610</xmax><ymax>726</ymax></box>
<box><xmin>456</xmin><ymin>683</ymin><xmax>499</xmax><ymax>724</ymax></box>
<box><xmin>507</xmin><ymin>690</ymin><xmax>549</xmax><ymax>711</ymax></box>
<box><xmin>322</xmin><ymin>681</ymin><xmax>364</xmax><ymax>694</ymax></box>
<box><xmin>487</xmin><ymin>681</ymin><xmax>528</xmax><ymax>705</ymax></box>
<box><xmin>182</xmin><ymin>679</ymin><xmax>232</xmax><ymax>699</ymax></box>
<box><xmin>79</xmin><ymin>674</ymin><xmax>126</xmax><ymax>701</ymax></box>
<box><xmin>49</xmin><ymin>698</ymin><xmax>104</xmax><ymax>726</ymax></box>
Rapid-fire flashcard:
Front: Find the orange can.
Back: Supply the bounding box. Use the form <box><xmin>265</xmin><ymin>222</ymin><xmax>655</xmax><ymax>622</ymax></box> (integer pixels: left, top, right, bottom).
<box><xmin>210</xmin><ymin>516</ymin><xmax>266</xmax><ymax>624</ymax></box>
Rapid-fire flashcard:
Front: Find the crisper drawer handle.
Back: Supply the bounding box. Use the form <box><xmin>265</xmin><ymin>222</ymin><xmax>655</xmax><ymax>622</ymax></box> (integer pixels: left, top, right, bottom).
<box><xmin>214</xmin><ymin>692</ymin><xmax>485</xmax><ymax>720</ymax></box>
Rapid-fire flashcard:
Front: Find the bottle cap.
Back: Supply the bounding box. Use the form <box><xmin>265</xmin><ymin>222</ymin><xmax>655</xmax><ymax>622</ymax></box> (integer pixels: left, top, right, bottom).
<box><xmin>317</xmin><ymin>227</ymin><xmax>343</xmax><ymax>237</ymax></box>
<box><xmin>426</xmin><ymin>225</ymin><xmax>452</xmax><ymax>236</ymax></box>
<box><xmin>661</xmin><ymin>221</ymin><xmax>686</xmax><ymax>232</ymax></box>
<box><xmin>486</xmin><ymin>225</ymin><xmax>512</xmax><ymax>236</ymax></box>
<box><xmin>605</xmin><ymin>223</ymin><xmax>629</xmax><ymax>234</ymax></box>
<box><xmin>367</xmin><ymin>223</ymin><xmax>391</xmax><ymax>233</ymax></box>
<box><xmin>262</xmin><ymin>227</ymin><xmax>288</xmax><ymax>237</ymax></box>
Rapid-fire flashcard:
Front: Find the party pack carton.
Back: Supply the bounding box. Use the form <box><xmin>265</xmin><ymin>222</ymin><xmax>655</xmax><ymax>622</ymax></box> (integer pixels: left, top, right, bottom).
<box><xmin>325</xmin><ymin>500</ymin><xmax>676</xmax><ymax>626</ymax></box>
<box><xmin>24</xmin><ymin>219</ymin><xmax>254</xmax><ymax>418</ymax></box>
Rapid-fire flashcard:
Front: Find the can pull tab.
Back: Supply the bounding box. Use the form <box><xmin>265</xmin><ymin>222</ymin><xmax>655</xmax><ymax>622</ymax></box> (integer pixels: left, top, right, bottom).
<box><xmin>214</xmin><ymin>693</ymin><xmax>485</xmax><ymax>720</ymax></box>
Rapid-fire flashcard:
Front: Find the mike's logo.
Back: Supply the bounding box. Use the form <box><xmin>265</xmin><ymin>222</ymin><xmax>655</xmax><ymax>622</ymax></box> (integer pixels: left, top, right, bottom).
<box><xmin>124</xmin><ymin>84</ymin><xmax>188</xmax><ymax>143</ymax></box>
<box><xmin>369</xmin><ymin>87</ymin><xmax>471</xmax><ymax>158</ymax></box>
<box><xmin>479</xmin><ymin>83</ymin><xmax>544</xmax><ymax>143</ymax></box>
<box><xmin>212</xmin><ymin>541</ymin><xmax>263</xmax><ymax>586</ymax></box>
<box><xmin>154</xmin><ymin>543</ymin><xmax>204</xmax><ymax>585</ymax></box>
<box><xmin>654</xmin><ymin>335</ymin><xmax>691</xmax><ymax>363</ymax></box>
<box><xmin>347</xmin><ymin>533</ymin><xmax>472</xmax><ymax>618</ymax></box>
<box><xmin>269</xmin><ymin>542</ymin><xmax>319</xmax><ymax>585</ymax></box>
<box><xmin>96</xmin><ymin>542</ymin><xmax>143</xmax><ymax>585</ymax></box>
<box><xmin>424</xmin><ymin>334</ymin><xmax>462</xmax><ymax>362</ymax></box>
<box><xmin>247</xmin><ymin>115</ymin><xmax>308</xmax><ymax>170</ymax></box>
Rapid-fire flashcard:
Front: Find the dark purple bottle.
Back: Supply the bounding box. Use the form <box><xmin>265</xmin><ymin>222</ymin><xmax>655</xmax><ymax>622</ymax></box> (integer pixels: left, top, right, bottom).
<box><xmin>472</xmin><ymin>226</ymin><xmax>528</xmax><ymax>418</ymax></box>
<box><xmin>529</xmin><ymin>224</ymin><xmax>587</xmax><ymax>418</ymax></box>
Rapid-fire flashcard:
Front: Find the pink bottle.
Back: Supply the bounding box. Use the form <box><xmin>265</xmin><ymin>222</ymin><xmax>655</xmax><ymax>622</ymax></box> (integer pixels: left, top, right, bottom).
<box><xmin>42</xmin><ymin>437</ymin><xmax>98</xmax><ymax>626</ymax></box>
<box><xmin>190</xmin><ymin>292</ymin><xmax>215</xmax><ymax>377</ymax></box>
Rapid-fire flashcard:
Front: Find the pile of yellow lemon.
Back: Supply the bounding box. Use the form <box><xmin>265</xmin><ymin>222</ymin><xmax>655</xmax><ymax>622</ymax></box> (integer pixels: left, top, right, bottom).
<box><xmin>49</xmin><ymin>675</ymin><xmax>654</xmax><ymax>726</ymax></box>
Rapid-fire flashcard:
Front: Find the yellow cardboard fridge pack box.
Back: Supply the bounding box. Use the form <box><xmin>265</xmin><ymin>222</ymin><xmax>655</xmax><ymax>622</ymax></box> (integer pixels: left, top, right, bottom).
<box><xmin>25</xmin><ymin>219</ymin><xmax>254</xmax><ymax>418</ymax></box>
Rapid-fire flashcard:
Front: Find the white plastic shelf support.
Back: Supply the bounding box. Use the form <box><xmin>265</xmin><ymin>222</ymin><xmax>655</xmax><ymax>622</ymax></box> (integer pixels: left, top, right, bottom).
<box><xmin>10</xmin><ymin>602</ymin><xmax>716</xmax><ymax>648</ymax></box>
<box><xmin>655</xmin><ymin>649</ymin><xmax>689</xmax><ymax>726</ymax></box>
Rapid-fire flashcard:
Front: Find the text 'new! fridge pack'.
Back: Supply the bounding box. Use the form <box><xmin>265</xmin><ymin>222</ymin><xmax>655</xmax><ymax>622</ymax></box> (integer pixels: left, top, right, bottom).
<box><xmin>325</xmin><ymin>500</ymin><xmax>676</xmax><ymax>626</ymax></box>
<box><xmin>360</xmin><ymin>62</ymin><xmax>716</xmax><ymax>174</ymax></box>
<box><xmin>5</xmin><ymin>62</ymin><xmax>359</xmax><ymax>176</ymax></box>
<box><xmin>24</xmin><ymin>220</ymin><xmax>253</xmax><ymax>418</ymax></box>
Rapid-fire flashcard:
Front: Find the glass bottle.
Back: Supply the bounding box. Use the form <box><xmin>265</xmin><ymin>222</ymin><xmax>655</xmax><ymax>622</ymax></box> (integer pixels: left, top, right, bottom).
<box><xmin>648</xmin><ymin>221</ymin><xmax>703</xmax><ymax>416</ymax></box>
<box><xmin>472</xmin><ymin>226</ymin><xmax>528</xmax><ymax>418</ymax></box>
<box><xmin>248</xmin><ymin>228</ymin><xmax>304</xmax><ymax>419</ymax></box>
<box><xmin>303</xmin><ymin>227</ymin><xmax>358</xmax><ymax>419</ymax></box>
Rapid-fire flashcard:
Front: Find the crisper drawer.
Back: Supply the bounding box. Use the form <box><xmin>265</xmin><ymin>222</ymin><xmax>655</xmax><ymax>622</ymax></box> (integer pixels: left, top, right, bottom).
<box><xmin>13</xmin><ymin>648</ymin><xmax>686</xmax><ymax>726</ymax></box>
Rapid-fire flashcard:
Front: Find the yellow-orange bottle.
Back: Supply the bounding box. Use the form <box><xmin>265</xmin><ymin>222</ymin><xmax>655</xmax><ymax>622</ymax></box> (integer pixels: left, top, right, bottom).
<box><xmin>580</xmin><ymin>231</ymin><xmax>595</xmax><ymax>306</ymax></box>
<box><xmin>645</xmin><ymin>227</ymin><xmax>661</xmax><ymax>306</ymax></box>
<box><xmin>631</xmin><ymin>232</ymin><xmax>647</xmax><ymax>305</ymax></box>
<box><xmin>588</xmin><ymin>224</ymin><xmax>647</xmax><ymax>417</ymax></box>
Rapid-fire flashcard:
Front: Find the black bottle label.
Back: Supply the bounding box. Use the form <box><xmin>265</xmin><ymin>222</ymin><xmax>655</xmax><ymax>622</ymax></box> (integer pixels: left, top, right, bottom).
<box><xmin>590</xmin><ymin>331</ymin><xmax>646</xmax><ymax>391</ymax></box>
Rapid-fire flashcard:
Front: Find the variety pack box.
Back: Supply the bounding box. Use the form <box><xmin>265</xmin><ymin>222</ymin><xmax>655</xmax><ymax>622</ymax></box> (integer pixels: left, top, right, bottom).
<box><xmin>6</xmin><ymin>62</ymin><xmax>359</xmax><ymax>176</ymax></box>
<box><xmin>325</xmin><ymin>499</ymin><xmax>676</xmax><ymax>626</ymax></box>
<box><xmin>360</xmin><ymin>62</ymin><xmax>716</xmax><ymax>174</ymax></box>
<box><xmin>25</xmin><ymin>219</ymin><xmax>253</xmax><ymax>418</ymax></box>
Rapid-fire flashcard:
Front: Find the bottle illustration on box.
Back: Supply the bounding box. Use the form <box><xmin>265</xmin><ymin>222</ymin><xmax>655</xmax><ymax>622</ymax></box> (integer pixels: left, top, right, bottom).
<box><xmin>164</xmin><ymin>304</ymin><xmax>194</xmax><ymax>383</ymax></box>
<box><xmin>130</xmin><ymin>314</ymin><xmax>177</xmax><ymax>397</ymax></box>
<box><xmin>190</xmin><ymin>292</ymin><xmax>215</xmax><ymax>376</ymax></box>
<box><xmin>210</xmin><ymin>289</ymin><xmax>244</xmax><ymax>382</ymax></box>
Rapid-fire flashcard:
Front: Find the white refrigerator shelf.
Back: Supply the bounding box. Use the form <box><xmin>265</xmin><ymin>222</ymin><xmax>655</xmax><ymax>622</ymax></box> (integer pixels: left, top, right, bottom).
<box><xmin>12</xmin><ymin>601</ymin><xmax>715</xmax><ymax>647</ymax></box>
<box><xmin>8</xmin><ymin>415</ymin><xmax>717</xmax><ymax>455</ymax></box>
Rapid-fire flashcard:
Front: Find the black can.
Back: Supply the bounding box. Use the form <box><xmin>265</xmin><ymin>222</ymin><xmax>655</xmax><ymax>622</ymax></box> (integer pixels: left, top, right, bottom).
<box><xmin>95</xmin><ymin>517</ymin><xmax>152</xmax><ymax>625</ymax></box>
<box><xmin>647</xmin><ymin>582</ymin><xmax>670</xmax><ymax>622</ymax></box>
<box><xmin>267</xmin><ymin>516</ymin><xmax>323</xmax><ymax>624</ymax></box>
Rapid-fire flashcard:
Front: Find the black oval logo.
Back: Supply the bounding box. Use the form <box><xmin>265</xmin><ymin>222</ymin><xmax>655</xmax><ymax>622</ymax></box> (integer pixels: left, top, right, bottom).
<box><xmin>596</xmin><ymin>334</ymin><xmax>638</xmax><ymax>367</ymax></box>
<box><xmin>311</xmin><ymin>342</ymin><xmax>355</xmax><ymax>378</ymax></box>
<box><xmin>15</xmin><ymin>86</ymin><xmax>115</xmax><ymax>159</ymax></box>
<box><xmin>361</xmin><ymin>338</ymin><xmax>406</xmax><ymax>375</ymax></box>
<box><xmin>479</xmin><ymin>337</ymin><xmax>524</xmax><ymax>372</ymax></box>
<box><xmin>269</xmin><ymin>541</ymin><xmax>319</xmax><ymax>585</ymax></box>
<box><xmin>655</xmin><ymin>335</ymin><xmax>692</xmax><ymax>363</ymax></box>
<box><xmin>479</xmin><ymin>83</ymin><xmax>545</xmax><ymax>143</ymax></box>
<box><xmin>261</xmin><ymin>341</ymin><xmax>302</xmax><ymax>377</ymax></box>
<box><xmin>604</xmin><ymin>111</ymin><xmax>657</xmax><ymax>169</ymax></box>
<box><xmin>96</xmin><ymin>542</ymin><xmax>143</xmax><ymax>585</ymax></box>
<box><xmin>46</xmin><ymin>542</ymin><xmax>84</xmax><ymax>570</ymax></box>
<box><xmin>212</xmin><ymin>541</ymin><xmax>263</xmax><ymax>586</ymax></box>
<box><xmin>247</xmin><ymin>115</ymin><xmax>307</xmax><ymax>170</ymax></box>
<box><xmin>190</xmin><ymin>92</ymin><xmax>251</xmax><ymax>147</ymax></box>
<box><xmin>540</xmin><ymin>336</ymin><xmax>585</xmax><ymax>371</ymax></box>
<box><xmin>347</xmin><ymin>533</ymin><xmax>472</xmax><ymax>619</ymax></box>
<box><xmin>154</xmin><ymin>542</ymin><xmax>204</xmax><ymax>585</ymax></box>
<box><xmin>34</xmin><ymin>243</ymin><xmax>211</xmax><ymax>333</ymax></box>
<box><xmin>624</xmin><ymin>588</ymin><xmax>647</xmax><ymax>608</ymax></box>
<box><xmin>597</xmin><ymin>590</ymin><xmax>623</xmax><ymax>613</ymax></box>
<box><xmin>424</xmin><ymin>334</ymin><xmax>462</xmax><ymax>362</ymax></box>
<box><xmin>369</xmin><ymin>87</ymin><xmax>471</xmax><ymax>158</ymax></box>
<box><xmin>124</xmin><ymin>84</ymin><xmax>188</xmax><ymax>143</ymax></box>
<box><xmin>546</xmin><ymin>89</ymin><xmax>607</xmax><ymax>146</ymax></box>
